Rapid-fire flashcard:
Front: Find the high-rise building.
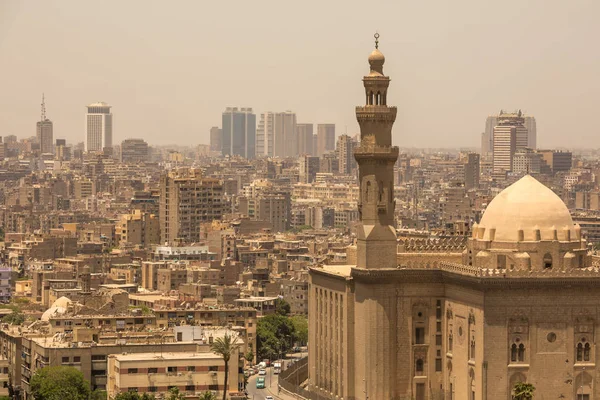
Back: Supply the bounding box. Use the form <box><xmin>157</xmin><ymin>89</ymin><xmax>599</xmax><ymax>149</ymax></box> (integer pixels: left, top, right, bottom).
<box><xmin>86</xmin><ymin>102</ymin><xmax>113</xmax><ymax>152</ymax></box>
<box><xmin>524</xmin><ymin>115</ymin><xmax>537</xmax><ymax>149</ymax></box>
<box><xmin>256</xmin><ymin>111</ymin><xmax>297</xmax><ymax>158</ymax></box>
<box><xmin>221</xmin><ymin>107</ymin><xmax>256</xmax><ymax>159</ymax></box>
<box><xmin>298</xmin><ymin>155</ymin><xmax>320</xmax><ymax>184</ymax></box>
<box><xmin>121</xmin><ymin>139</ymin><xmax>149</xmax><ymax>164</ymax></box>
<box><xmin>159</xmin><ymin>168</ymin><xmax>223</xmax><ymax>245</ymax></box>
<box><xmin>462</xmin><ymin>152</ymin><xmax>480</xmax><ymax>190</ymax></box>
<box><xmin>316</xmin><ymin>123</ymin><xmax>335</xmax><ymax>156</ymax></box>
<box><xmin>512</xmin><ymin>148</ymin><xmax>542</xmax><ymax>174</ymax></box>
<box><xmin>209</xmin><ymin>126</ymin><xmax>222</xmax><ymax>152</ymax></box>
<box><xmin>336</xmin><ymin>134</ymin><xmax>358</xmax><ymax>175</ymax></box>
<box><xmin>481</xmin><ymin>115</ymin><xmax>497</xmax><ymax>156</ymax></box>
<box><xmin>297</xmin><ymin>123</ymin><xmax>314</xmax><ymax>155</ymax></box>
<box><xmin>36</xmin><ymin>94</ymin><xmax>53</xmax><ymax>154</ymax></box>
<box><xmin>492</xmin><ymin>122</ymin><xmax>517</xmax><ymax>178</ymax></box>
<box><xmin>537</xmin><ymin>149</ymin><xmax>572</xmax><ymax>174</ymax></box>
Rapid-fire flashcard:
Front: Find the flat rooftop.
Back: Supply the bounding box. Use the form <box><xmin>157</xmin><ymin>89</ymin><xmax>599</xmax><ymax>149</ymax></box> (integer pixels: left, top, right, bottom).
<box><xmin>112</xmin><ymin>351</ymin><xmax>221</xmax><ymax>361</ymax></box>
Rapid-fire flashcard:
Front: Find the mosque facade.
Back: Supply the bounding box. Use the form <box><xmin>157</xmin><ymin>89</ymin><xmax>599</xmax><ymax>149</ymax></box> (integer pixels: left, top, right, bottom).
<box><xmin>308</xmin><ymin>37</ymin><xmax>596</xmax><ymax>400</ymax></box>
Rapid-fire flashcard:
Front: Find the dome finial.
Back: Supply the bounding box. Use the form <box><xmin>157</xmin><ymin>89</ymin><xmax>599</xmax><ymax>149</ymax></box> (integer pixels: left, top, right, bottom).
<box><xmin>374</xmin><ymin>32</ymin><xmax>380</xmax><ymax>49</ymax></box>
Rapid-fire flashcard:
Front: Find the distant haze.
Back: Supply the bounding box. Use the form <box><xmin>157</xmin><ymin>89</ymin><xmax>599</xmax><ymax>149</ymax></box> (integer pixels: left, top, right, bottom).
<box><xmin>1</xmin><ymin>0</ymin><xmax>599</xmax><ymax>149</ymax></box>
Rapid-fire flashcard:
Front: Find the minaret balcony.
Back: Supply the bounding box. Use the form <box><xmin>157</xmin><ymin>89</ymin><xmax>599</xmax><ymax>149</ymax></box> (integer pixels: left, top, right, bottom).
<box><xmin>356</xmin><ymin>106</ymin><xmax>397</xmax><ymax>122</ymax></box>
<box><xmin>354</xmin><ymin>145</ymin><xmax>399</xmax><ymax>162</ymax></box>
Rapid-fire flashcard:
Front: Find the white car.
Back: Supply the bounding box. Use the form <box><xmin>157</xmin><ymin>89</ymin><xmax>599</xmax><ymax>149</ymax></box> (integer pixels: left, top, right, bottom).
<box><xmin>258</xmin><ymin>369</ymin><xmax>267</xmax><ymax>376</ymax></box>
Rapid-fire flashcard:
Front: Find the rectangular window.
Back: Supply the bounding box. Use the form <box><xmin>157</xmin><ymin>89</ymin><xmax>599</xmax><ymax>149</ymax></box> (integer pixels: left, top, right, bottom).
<box><xmin>185</xmin><ymin>385</ymin><xmax>195</xmax><ymax>391</ymax></box>
<box><xmin>167</xmin><ymin>366</ymin><xmax>177</xmax><ymax>373</ymax></box>
<box><xmin>187</xmin><ymin>366</ymin><xmax>195</xmax><ymax>372</ymax></box>
<box><xmin>148</xmin><ymin>368</ymin><xmax>158</xmax><ymax>373</ymax></box>
<box><xmin>148</xmin><ymin>387</ymin><xmax>157</xmax><ymax>392</ymax></box>
<box><xmin>73</xmin><ymin>356</ymin><xmax>81</xmax><ymax>363</ymax></box>
<box><xmin>415</xmin><ymin>327</ymin><xmax>425</xmax><ymax>344</ymax></box>
<box><xmin>435</xmin><ymin>358</ymin><xmax>442</xmax><ymax>372</ymax></box>
<box><xmin>209</xmin><ymin>366</ymin><xmax>218</xmax><ymax>371</ymax></box>
<box><xmin>128</xmin><ymin>368</ymin><xmax>138</xmax><ymax>374</ymax></box>
<box><xmin>128</xmin><ymin>388</ymin><xmax>138</xmax><ymax>393</ymax></box>
<box><xmin>436</xmin><ymin>334</ymin><xmax>442</xmax><ymax>346</ymax></box>
<box><xmin>62</xmin><ymin>357</ymin><xmax>69</xmax><ymax>363</ymax></box>
<box><xmin>91</xmin><ymin>355</ymin><xmax>106</xmax><ymax>361</ymax></box>
<box><xmin>436</xmin><ymin>321</ymin><xmax>442</xmax><ymax>332</ymax></box>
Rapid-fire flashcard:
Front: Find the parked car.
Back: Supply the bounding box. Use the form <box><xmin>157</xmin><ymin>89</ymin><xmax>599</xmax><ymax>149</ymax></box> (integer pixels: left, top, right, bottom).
<box><xmin>258</xmin><ymin>369</ymin><xmax>267</xmax><ymax>376</ymax></box>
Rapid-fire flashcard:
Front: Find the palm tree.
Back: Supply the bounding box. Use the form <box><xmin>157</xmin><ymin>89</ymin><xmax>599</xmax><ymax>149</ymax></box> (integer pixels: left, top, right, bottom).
<box><xmin>513</xmin><ymin>382</ymin><xmax>535</xmax><ymax>400</ymax></box>
<box><xmin>210</xmin><ymin>333</ymin><xmax>239</xmax><ymax>400</ymax></box>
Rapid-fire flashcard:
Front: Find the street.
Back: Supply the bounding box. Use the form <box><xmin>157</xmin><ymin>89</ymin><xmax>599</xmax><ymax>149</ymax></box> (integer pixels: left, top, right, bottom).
<box><xmin>245</xmin><ymin>364</ymin><xmax>299</xmax><ymax>400</ymax></box>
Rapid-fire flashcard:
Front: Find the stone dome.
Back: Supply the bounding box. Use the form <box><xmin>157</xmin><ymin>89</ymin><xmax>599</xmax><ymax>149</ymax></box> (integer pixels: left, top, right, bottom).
<box><xmin>477</xmin><ymin>175</ymin><xmax>577</xmax><ymax>242</ymax></box>
<box><xmin>368</xmin><ymin>49</ymin><xmax>385</xmax><ymax>75</ymax></box>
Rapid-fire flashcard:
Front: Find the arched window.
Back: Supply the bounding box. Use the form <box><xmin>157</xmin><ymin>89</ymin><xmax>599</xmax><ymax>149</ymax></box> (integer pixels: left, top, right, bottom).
<box><xmin>577</xmin><ymin>338</ymin><xmax>591</xmax><ymax>362</ymax></box>
<box><xmin>511</xmin><ymin>343</ymin><xmax>518</xmax><ymax>362</ymax></box>
<box><xmin>415</xmin><ymin>358</ymin><xmax>424</xmax><ymax>375</ymax></box>
<box><xmin>369</xmin><ymin>91</ymin><xmax>374</xmax><ymax>105</ymax></box>
<box><xmin>577</xmin><ymin>343</ymin><xmax>583</xmax><ymax>362</ymax></box>
<box><xmin>584</xmin><ymin>343</ymin><xmax>591</xmax><ymax>361</ymax></box>
<box><xmin>543</xmin><ymin>253</ymin><xmax>553</xmax><ymax>269</ymax></box>
<box><xmin>518</xmin><ymin>343</ymin><xmax>525</xmax><ymax>362</ymax></box>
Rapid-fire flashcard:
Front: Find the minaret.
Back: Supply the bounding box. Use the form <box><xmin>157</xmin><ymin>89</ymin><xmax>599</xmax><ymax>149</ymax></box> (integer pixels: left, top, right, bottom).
<box><xmin>354</xmin><ymin>33</ymin><xmax>399</xmax><ymax>269</ymax></box>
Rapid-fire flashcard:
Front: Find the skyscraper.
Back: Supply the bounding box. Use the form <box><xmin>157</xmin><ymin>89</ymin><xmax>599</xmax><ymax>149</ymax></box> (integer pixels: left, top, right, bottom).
<box><xmin>86</xmin><ymin>102</ymin><xmax>113</xmax><ymax>152</ymax></box>
<box><xmin>483</xmin><ymin>110</ymin><xmax>534</xmax><ymax>156</ymax></box>
<box><xmin>462</xmin><ymin>152</ymin><xmax>480</xmax><ymax>190</ymax></box>
<box><xmin>221</xmin><ymin>107</ymin><xmax>256</xmax><ymax>159</ymax></box>
<box><xmin>316</xmin><ymin>123</ymin><xmax>335</xmax><ymax>156</ymax></box>
<box><xmin>298</xmin><ymin>155</ymin><xmax>320</xmax><ymax>184</ymax></box>
<box><xmin>256</xmin><ymin>111</ymin><xmax>297</xmax><ymax>157</ymax></box>
<box><xmin>524</xmin><ymin>115</ymin><xmax>537</xmax><ymax>149</ymax></box>
<box><xmin>481</xmin><ymin>115</ymin><xmax>497</xmax><ymax>156</ymax></box>
<box><xmin>209</xmin><ymin>126</ymin><xmax>222</xmax><ymax>152</ymax></box>
<box><xmin>36</xmin><ymin>94</ymin><xmax>53</xmax><ymax>154</ymax></box>
<box><xmin>492</xmin><ymin>121</ymin><xmax>517</xmax><ymax>178</ymax></box>
<box><xmin>296</xmin><ymin>123</ymin><xmax>314</xmax><ymax>156</ymax></box>
<box><xmin>336</xmin><ymin>134</ymin><xmax>358</xmax><ymax>175</ymax></box>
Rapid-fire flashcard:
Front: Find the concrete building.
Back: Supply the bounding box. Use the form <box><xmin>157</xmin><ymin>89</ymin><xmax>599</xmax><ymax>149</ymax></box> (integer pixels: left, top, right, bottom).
<box><xmin>159</xmin><ymin>169</ymin><xmax>223</xmax><ymax>245</ymax></box>
<box><xmin>120</xmin><ymin>139</ymin><xmax>148</xmax><ymax>164</ymax></box>
<box><xmin>462</xmin><ymin>152</ymin><xmax>480</xmax><ymax>190</ymax></box>
<box><xmin>221</xmin><ymin>107</ymin><xmax>255</xmax><ymax>159</ymax></box>
<box><xmin>308</xmin><ymin>39</ymin><xmax>594</xmax><ymax>400</ymax></box>
<box><xmin>117</xmin><ymin>210</ymin><xmax>160</xmax><ymax>247</ymax></box>
<box><xmin>337</xmin><ymin>134</ymin><xmax>357</xmax><ymax>175</ymax></box>
<box><xmin>492</xmin><ymin>122</ymin><xmax>517</xmax><ymax>178</ymax></box>
<box><xmin>524</xmin><ymin>115</ymin><xmax>537</xmax><ymax>149</ymax></box>
<box><xmin>257</xmin><ymin>111</ymin><xmax>297</xmax><ymax>158</ymax></box>
<box><xmin>298</xmin><ymin>155</ymin><xmax>320</xmax><ymax>184</ymax></box>
<box><xmin>481</xmin><ymin>115</ymin><xmax>497</xmax><ymax>157</ymax></box>
<box><xmin>512</xmin><ymin>148</ymin><xmax>543</xmax><ymax>174</ymax></box>
<box><xmin>538</xmin><ymin>150</ymin><xmax>573</xmax><ymax>174</ymax></box>
<box><xmin>86</xmin><ymin>102</ymin><xmax>113</xmax><ymax>152</ymax></box>
<box><xmin>297</xmin><ymin>123</ymin><xmax>314</xmax><ymax>156</ymax></box>
<box><xmin>209</xmin><ymin>126</ymin><xmax>222</xmax><ymax>152</ymax></box>
<box><xmin>316</xmin><ymin>123</ymin><xmax>335</xmax><ymax>157</ymax></box>
<box><xmin>74</xmin><ymin>178</ymin><xmax>96</xmax><ymax>200</ymax></box>
<box><xmin>36</xmin><ymin>95</ymin><xmax>53</xmax><ymax>154</ymax></box>
<box><xmin>0</xmin><ymin>267</ymin><xmax>11</xmax><ymax>302</ymax></box>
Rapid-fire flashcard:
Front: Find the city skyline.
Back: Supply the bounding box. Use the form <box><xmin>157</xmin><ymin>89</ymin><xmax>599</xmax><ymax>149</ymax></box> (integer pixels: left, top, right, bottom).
<box><xmin>1</xmin><ymin>0</ymin><xmax>599</xmax><ymax>149</ymax></box>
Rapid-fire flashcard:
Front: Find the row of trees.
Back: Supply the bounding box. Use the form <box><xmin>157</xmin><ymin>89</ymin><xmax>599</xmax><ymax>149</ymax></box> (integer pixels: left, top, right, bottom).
<box><xmin>256</xmin><ymin>299</ymin><xmax>308</xmax><ymax>361</ymax></box>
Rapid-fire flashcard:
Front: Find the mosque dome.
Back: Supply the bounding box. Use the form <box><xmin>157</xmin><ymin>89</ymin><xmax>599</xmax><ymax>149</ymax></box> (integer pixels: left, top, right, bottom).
<box><xmin>368</xmin><ymin>49</ymin><xmax>385</xmax><ymax>75</ymax></box>
<box><xmin>477</xmin><ymin>175</ymin><xmax>577</xmax><ymax>242</ymax></box>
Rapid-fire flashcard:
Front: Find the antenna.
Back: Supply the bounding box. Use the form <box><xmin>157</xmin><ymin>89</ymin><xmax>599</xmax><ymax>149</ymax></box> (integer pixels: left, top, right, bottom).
<box><xmin>41</xmin><ymin>93</ymin><xmax>46</xmax><ymax>121</ymax></box>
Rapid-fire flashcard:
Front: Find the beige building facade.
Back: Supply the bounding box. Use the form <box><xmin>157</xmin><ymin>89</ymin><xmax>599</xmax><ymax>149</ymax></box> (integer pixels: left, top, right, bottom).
<box><xmin>308</xmin><ymin>39</ymin><xmax>597</xmax><ymax>400</ymax></box>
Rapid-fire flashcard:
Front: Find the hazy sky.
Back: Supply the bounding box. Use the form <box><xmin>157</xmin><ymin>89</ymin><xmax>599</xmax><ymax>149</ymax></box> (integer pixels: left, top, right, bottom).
<box><xmin>1</xmin><ymin>0</ymin><xmax>599</xmax><ymax>149</ymax></box>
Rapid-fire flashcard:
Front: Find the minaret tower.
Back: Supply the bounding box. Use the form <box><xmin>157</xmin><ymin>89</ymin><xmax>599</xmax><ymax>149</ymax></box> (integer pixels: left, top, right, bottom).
<box><xmin>354</xmin><ymin>33</ymin><xmax>399</xmax><ymax>269</ymax></box>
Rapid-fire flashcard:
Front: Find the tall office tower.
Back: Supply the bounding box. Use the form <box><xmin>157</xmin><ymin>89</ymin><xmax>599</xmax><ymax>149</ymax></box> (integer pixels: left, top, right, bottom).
<box><xmin>524</xmin><ymin>115</ymin><xmax>537</xmax><ymax>149</ymax></box>
<box><xmin>336</xmin><ymin>134</ymin><xmax>358</xmax><ymax>175</ymax></box>
<box><xmin>36</xmin><ymin>94</ymin><xmax>54</xmax><ymax>154</ymax></box>
<box><xmin>481</xmin><ymin>115</ymin><xmax>497</xmax><ymax>156</ymax></box>
<box><xmin>492</xmin><ymin>121</ymin><xmax>517</xmax><ymax>178</ymax></box>
<box><xmin>86</xmin><ymin>102</ymin><xmax>113</xmax><ymax>152</ymax></box>
<box><xmin>256</xmin><ymin>111</ymin><xmax>297</xmax><ymax>157</ymax></box>
<box><xmin>159</xmin><ymin>168</ymin><xmax>223</xmax><ymax>245</ymax></box>
<box><xmin>462</xmin><ymin>152</ymin><xmax>480</xmax><ymax>190</ymax></box>
<box><xmin>297</xmin><ymin>123</ymin><xmax>314</xmax><ymax>155</ymax></box>
<box><xmin>209</xmin><ymin>126</ymin><xmax>222</xmax><ymax>152</ymax></box>
<box><xmin>512</xmin><ymin>148</ymin><xmax>542</xmax><ymax>174</ymax></box>
<box><xmin>316</xmin><ymin>123</ymin><xmax>335</xmax><ymax>156</ymax></box>
<box><xmin>55</xmin><ymin>139</ymin><xmax>70</xmax><ymax>161</ymax></box>
<box><xmin>121</xmin><ymin>139</ymin><xmax>149</xmax><ymax>163</ymax></box>
<box><xmin>298</xmin><ymin>155</ymin><xmax>320</xmax><ymax>184</ymax></box>
<box><xmin>312</xmin><ymin>134</ymin><xmax>318</xmax><ymax>156</ymax></box>
<box><xmin>221</xmin><ymin>107</ymin><xmax>256</xmax><ymax>159</ymax></box>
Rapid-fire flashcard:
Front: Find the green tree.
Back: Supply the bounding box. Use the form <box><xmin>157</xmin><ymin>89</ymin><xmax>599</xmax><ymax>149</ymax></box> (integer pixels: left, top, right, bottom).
<box><xmin>275</xmin><ymin>298</ymin><xmax>291</xmax><ymax>316</ymax></box>
<box><xmin>513</xmin><ymin>382</ymin><xmax>535</xmax><ymax>400</ymax></box>
<box><xmin>2</xmin><ymin>311</ymin><xmax>25</xmax><ymax>325</ymax></box>
<box><xmin>256</xmin><ymin>314</ymin><xmax>296</xmax><ymax>360</ymax></box>
<box><xmin>91</xmin><ymin>390</ymin><xmax>107</xmax><ymax>400</ymax></box>
<box><xmin>198</xmin><ymin>392</ymin><xmax>217</xmax><ymax>400</ymax></box>
<box><xmin>30</xmin><ymin>366</ymin><xmax>91</xmax><ymax>400</ymax></box>
<box><xmin>290</xmin><ymin>315</ymin><xmax>308</xmax><ymax>345</ymax></box>
<box><xmin>244</xmin><ymin>349</ymin><xmax>254</xmax><ymax>363</ymax></box>
<box><xmin>210</xmin><ymin>333</ymin><xmax>239</xmax><ymax>400</ymax></box>
<box><xmin>113</xmin><ymin>393</ymin><xmax>156</xmax><ymax>400</ymax></box>
<box><xmin>166</xmin><ymin>387</ymin><xmax>185</xmax><ymax>400</ymax></box>
<box><xmin>0</xmin><ymin>396</ymin><xmax>11</xmax><ymax>400</ymax></box>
